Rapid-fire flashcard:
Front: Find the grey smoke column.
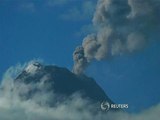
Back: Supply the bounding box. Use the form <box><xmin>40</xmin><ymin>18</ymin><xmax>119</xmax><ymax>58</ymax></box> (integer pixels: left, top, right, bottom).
<box><xmin>73</xmin><ymin>46</ymin><xmax>88</xmax><ymax>74</ymax></box>
<box><xmin>73</xmin><ymin>0</ymin><xmax>160</xmax><ymax>74</ymax></box>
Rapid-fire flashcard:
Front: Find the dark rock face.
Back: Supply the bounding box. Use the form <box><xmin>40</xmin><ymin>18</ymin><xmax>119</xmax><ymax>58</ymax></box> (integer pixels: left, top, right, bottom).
<box><xmin>15</xmin><ymin>62</ymin><xmax>114</xmax><ymax>106</ymax></box>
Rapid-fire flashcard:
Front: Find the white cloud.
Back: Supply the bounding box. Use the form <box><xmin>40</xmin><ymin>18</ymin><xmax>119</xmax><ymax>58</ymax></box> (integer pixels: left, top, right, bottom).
<box><xmin>60</xmin><ymin>1</ymin><xmax>96</xmax><ymax>21</ymax></box>
<box><xmin>19</xmin><ymin>2</ymin><xmax>36</xmax><ymax>12</ymax></box>
<box><xmin>47</xmin><ymin>0</ymin><xmax>74</xmax><ymax>6</ymax></box>
<box><xmin>0</xmin><ymin>62</ymin><xmax>160</xmax><ymax>120</ymax></box>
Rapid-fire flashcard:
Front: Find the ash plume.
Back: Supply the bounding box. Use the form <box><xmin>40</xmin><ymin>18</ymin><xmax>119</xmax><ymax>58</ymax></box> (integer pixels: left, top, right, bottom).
<box><xmin>73</xmin><ymin>0</ymin><xmax>160</xmax><ymax>74</ymax></box>
<box><xmin>73</xmin><ymin>46</ymin><xmax>89</xmax><ymax>74</ymax></box>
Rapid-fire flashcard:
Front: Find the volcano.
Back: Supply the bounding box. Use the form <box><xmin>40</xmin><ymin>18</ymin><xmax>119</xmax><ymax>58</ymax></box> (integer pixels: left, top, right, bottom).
<box><xmin>14</xmin><ymin>62</ymin><xmax>114</xmax><ymax>109</ymax></box>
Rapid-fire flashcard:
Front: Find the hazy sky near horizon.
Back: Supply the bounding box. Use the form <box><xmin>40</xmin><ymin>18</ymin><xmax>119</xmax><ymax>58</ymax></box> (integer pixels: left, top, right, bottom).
<box><xmin>0</xmin><ymin>0</ymin><xmax>160</xmax><ymax>113</ymax></box>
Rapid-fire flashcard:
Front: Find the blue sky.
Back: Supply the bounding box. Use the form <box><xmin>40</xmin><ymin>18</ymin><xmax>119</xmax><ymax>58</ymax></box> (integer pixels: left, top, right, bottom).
<box><xmin>0</xmin><ymin>0</ymin><xmax>160</xmax><ymax>113</ymax></box>
<box><xmin>0</xmin><ymin>0</ymin><xmax>95</xmax><ymax>75</ymax></box>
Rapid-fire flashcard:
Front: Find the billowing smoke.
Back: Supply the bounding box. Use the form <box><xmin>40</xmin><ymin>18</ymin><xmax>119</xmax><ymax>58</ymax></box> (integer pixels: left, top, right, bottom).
<box><xmin>73</xmin><ymin>0</ymin><xmax>160</xmax><ymax>74</ymax></box>
<box><xmin>73</xmin><ymin>46</ymin><xmax>89</xmax><ymax>74</ymax></box>
<box><xmin>0</xmin><ymin>62</ymin><xmax>160</xmax><ymax>120</ymax></box>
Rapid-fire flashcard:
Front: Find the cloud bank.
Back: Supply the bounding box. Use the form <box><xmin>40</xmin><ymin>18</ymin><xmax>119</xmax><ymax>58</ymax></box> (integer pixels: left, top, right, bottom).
<box><xmin>73</xmin><ymin>0</ymin><xmax>160</xmax><ymax>74</ymax></box>
<box><xmin>0</xmin><ymin>62</ymin><xmax>160</xmax><ymax>120</ymax></box>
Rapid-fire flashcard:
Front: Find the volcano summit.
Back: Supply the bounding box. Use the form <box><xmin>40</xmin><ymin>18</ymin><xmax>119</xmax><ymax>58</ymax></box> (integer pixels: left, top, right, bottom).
<box><xmin>13</xmin><ymin>62</ymin><xmax>114</xmax><ymax>109</ymax></box>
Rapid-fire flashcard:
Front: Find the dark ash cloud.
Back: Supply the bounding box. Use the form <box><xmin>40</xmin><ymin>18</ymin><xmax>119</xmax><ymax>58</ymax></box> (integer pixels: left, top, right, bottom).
<box><xmin>73</xmin><ymin>0</ymin><xmax>160</xmax><ymax>74</ymax></box>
